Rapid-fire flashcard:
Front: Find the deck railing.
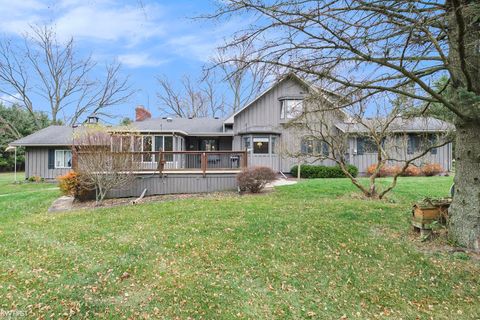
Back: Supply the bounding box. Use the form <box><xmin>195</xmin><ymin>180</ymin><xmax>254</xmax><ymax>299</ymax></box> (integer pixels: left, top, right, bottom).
<box><xmin>74</xmin><ymin>150</ymin><xmax>248</xmax><ymax>176</ymax></box>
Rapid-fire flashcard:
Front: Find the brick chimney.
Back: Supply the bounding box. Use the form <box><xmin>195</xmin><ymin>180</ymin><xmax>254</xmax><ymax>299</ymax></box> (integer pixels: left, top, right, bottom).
<box><xmin>135</xmin><ymin>105</ymin><xmax>151</xmax><ymax>122</ymax></box>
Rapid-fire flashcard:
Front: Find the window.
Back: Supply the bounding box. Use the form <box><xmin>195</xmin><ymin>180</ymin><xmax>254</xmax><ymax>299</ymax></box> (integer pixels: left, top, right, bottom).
<box><xmin>253</xmin><ymin>137</ymin><xmax>269</xmax><ymax>154</ymax></box>
<box><xmin>200</xmin><ymin>139</ymin><xmax>218</xmax><ymax>151</ymax></box>
<box><xmin>301</xmin><ymin>138</ymin><xmax>329</xmax><ymax>156</ymax></box>
<box><xmin>143</xmin><ymin>136</ymin><xmax>153</xmax><ymax>162</ymax></box>
<box><xmin>271</xmin><ymin>136</ymin><xmax>277</xmax><ymax>154</ymax></box>
<box><xmin>242</xmin><ymin>136</ymin><xmax>251</xmax><ymax>150</ymax></box>
<box><xmin>407</xmin><ymin>134</ymin><xmax>421</xmax><ymax>155</ymax></box>
<box><xmin>280</xmin><ymin>100</ymin><xmax>303</xmax><ymax>119</ymax></box>
<box><xmin>164</xmin><ymin>136</ymin><xmax>173</xmax><ymax>161</ymax></box>
<box><xmin>133</xmin><ymin>136</ymin><xmax>142</xmax><ymax>152</ymax></box>
<box><xmin>153</xmin><ymin>135</ymin><xmax>173</xmax><ymax>161</ymax></box>
<box><xmin>55</xmin><ymin>150</ymin><xmax>72</xmax><ymax>168</ymax></box>
<box><xmin>357</xmin><ymin>137</ymin><xmax>377</xmax><ymax>155</ymax></box>
<box><xmin>154</xmin><ymin>136</ymin><xmax>164</xmax><ymax>152</ymax></box>
<box><xmin>164</xmin><ymin>136</ymin><xmax>173</xmax><ymax>151</ymax></box>
<box><xmin>428</xmin><ymin>134</ymin><xmax>438</xmax><ymax>155</ymax></box>
<box><xmin>244</xmin><ymin>135</ymin><xmax>277</xmax><ymax>154</ymax></box>
<box><xmin>301</xmin><ymin>138</ymin><xmax>315</xmax><ymax>154</ymax></box>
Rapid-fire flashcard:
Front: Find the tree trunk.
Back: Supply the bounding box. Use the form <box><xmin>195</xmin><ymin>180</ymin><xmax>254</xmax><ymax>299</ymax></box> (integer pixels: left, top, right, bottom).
<box><xmin>448</xmin><ymin>121</ymin><xmax>480</xmax><ymax>251</ymax></box>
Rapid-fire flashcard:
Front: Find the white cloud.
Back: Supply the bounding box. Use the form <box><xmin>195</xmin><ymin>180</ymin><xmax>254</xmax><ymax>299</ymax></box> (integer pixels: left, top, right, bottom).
<box><xmin>53</xmin><ymin>3</ymin><xmax>165</xmax><ymax>45</ymax></box>
<box><xmin>118</xmin><ymin>53</ymin><xmax>168</xmax><ymax>68</ymax></box>
<box><xmin>0</xmin><ymin>1</ymin><xmax>252</xmax><ymax>66</ymax></box>
<box><xmin>0</xmin><ymin>93</ymin><xmax>22</xmax><ymax>107</ymax></box>
<box><xmin>0</xmin><ymin>0</ymin><xmax>165</xmax><ymax>46</ymax></box>
<box><xmin>0</xmin><ymin>0</ymin><xmax>45</xmax><ymax>35</ymax></box>
<box><xmin>164</xmin><ymin>16</ymin><xmax>252</xmax><ymax>62</ymax></box>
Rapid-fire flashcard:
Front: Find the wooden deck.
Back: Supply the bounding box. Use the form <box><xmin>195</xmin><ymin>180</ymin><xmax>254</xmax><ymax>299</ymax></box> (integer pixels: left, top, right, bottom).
<box><xmin>74</xmin><ymin>150</ymin><xmax>248</xmax><ymax>176</ymax></box>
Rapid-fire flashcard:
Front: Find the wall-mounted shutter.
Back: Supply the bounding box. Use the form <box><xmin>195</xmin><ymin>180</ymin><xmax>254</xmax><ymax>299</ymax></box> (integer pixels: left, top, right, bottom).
<box><xmin>48</xmin><ymin>149</ymin><xmax>55</xmax><ymax>169</ymax></box>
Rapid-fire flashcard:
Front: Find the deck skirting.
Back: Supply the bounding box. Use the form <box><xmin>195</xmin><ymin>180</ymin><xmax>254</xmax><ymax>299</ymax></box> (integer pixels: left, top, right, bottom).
<box><xmin>107</xmin><ymin>173</ymin><xmax>238</xmax><ymax>198</ymax></box>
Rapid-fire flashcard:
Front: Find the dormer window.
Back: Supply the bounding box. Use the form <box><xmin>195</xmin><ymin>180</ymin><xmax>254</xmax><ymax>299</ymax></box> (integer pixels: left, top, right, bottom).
<box><xmin>280</xmin><ymin>99</ymin><xmax>303</xmax><ymax>119</ymax></box>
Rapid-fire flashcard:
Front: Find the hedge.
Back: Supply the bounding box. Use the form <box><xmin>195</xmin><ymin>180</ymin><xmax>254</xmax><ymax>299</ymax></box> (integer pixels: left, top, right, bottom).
<box><xmin>290</xmin><ymin>164</ymin><xmax>359</xmax><ymax>179</ymax></box>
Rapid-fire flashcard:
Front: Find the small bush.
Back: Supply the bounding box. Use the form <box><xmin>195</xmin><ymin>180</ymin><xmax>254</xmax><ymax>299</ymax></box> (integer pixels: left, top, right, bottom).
<box><xmin>290</xmin><ymin>164</ymin><xmax>358</xmax><ymax>179</ymax></box>
<box><xmin>401</xmin><ymin>165</ymin><xmax>422</xmax><ymax>177</ymax></box>
<box><xmin>28</xmin><ymin>175</ymin><xmax>44</xmax><ymax>182</ymax></box>
<box><xmin>367</xmin><ymin>164</ymin><xmax>387</xmax><ymax>177</ymax></box>
<box><xmin>237</xmin><ymin>166</ymin><xmax>277</xmax><ymax>193</ymax></box>
<box><xmin>367</xmin><ymin>164</ymin><xmax>425</xmax><ymax>177</ymax></box>
<box><xmin>57</xmin><ymin>171</ymin><xmax>90</xmax><ymax>199</ymax></box>
<box><xmin>422</xmin><ymin>163</ymin><xmax>443</xmax><ymax>176</ymax></box>
<box><xmin>366</xmin><ymin>164</ymin><xmax>403</xmax><ymax>177</ymax></box>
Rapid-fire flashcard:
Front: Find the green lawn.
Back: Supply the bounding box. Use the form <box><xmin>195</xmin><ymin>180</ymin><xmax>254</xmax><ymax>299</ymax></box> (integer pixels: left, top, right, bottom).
<box><xmin>0</xmin><ymin>172</ymin><xmax>58</xmax><ymax>195</ymax></box>
<box><xmin>0</xmin><ymin>172</ymin><xmax>478</xmax><ymax>319</ymax></box>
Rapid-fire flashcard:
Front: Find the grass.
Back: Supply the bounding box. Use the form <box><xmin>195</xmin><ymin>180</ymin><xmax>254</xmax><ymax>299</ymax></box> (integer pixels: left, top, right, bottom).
<box><xmin>0</xmin><ymin>172</ymin><xmax>58</xmax><ymax>195</ymax></box>
<box><xmin>0</xmin><ymin>172</ymin><xmax>478</xmax><ymax>319</ymax></box>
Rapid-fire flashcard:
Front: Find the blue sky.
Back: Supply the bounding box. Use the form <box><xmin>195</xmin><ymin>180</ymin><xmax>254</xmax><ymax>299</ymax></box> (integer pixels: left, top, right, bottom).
<box><xmin>0</xmin><ymin>0</ymin><xmax>247</xmax><ymax>122</ymax></box>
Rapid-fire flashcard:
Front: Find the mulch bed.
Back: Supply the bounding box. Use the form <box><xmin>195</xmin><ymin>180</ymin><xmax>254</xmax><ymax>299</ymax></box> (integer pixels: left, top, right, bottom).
<box><xmin>71</xmin><ymin>188</ymin><xmax>274</xmax><ymax>210</ymax></box>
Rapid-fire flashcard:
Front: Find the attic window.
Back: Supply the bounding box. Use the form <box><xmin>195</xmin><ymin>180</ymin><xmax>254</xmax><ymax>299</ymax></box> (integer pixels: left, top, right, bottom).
<box><xmin>280</xmin><ymin>100</ymin><xmax>303</xmax><ymax>119</ymax></box>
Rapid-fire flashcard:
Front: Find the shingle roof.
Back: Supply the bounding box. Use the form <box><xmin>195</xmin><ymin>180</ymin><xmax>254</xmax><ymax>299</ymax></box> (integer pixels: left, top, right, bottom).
<box><xmin>130</xmin><ymin>117</ymin><xmax>227</xmax><ymax>135</ymax></box>
<box><xmin>9</xmin><ymin>126</ymin><xmax>74</xmax><ymax>146</ymax></box>
<box><xmin>9</xmin><ymin>117</ymin><xmax>230</xmax><ymax>147</ymax></box>
<box><xmin>335</xmin><ymin>117</ymin><xmax>453</xmax><ymax>133</ymax></box>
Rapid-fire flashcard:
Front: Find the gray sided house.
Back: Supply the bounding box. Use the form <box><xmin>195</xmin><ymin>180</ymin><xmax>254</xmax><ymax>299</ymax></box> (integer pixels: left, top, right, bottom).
<box><xmin>10</xmin><ymin>74</ymin><xmax>453</xmax><ymax>196</ymax></box>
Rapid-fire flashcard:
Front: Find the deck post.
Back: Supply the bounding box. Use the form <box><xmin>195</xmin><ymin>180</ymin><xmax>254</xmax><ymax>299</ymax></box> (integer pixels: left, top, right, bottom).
<box><xmin>201</xmin><ymin>152</ymin><xmax>207</xmax><ymax>177</ymax></box>
<box><xmin>158</xmin><ymin>151</ymin><xmax>165</xmax><ymax>175</ymax></box>
<box><xmin>242</xmin><ymin>150</ymin><xmax>248</xmax><ymax>169</ymax></box>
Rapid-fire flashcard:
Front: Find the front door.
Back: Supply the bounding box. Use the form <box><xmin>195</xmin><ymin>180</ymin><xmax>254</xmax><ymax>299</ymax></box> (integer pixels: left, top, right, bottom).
<box><xmin>246</xmin><ymin>135</ymin><xmax>280</xmax><ymax>172</ymax></box>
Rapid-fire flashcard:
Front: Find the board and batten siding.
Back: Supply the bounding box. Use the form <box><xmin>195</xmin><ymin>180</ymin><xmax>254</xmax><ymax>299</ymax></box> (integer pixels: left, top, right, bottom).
<box><xmin>107</xmin><ymin>173</ymin><xmax>238</xmax><ymax>198</ymax></box>
<box><xmin>25</xmin><ymin>147</ymin><xmax>72</xmax><ymax>180</ymax></box>
<box><xmin>348</xmin><ymin>137</ymin><xmax>453</xmax><ymax>174</ymax></box>
<box><xmin>233</xmin><ymin>77</ymin><xmax>344</xmax><ymax>172</ymax></box>
<box><xmin>233</xmin><ymin>78</ymin><xmax>307</xmax><ymax>136</ymax></box>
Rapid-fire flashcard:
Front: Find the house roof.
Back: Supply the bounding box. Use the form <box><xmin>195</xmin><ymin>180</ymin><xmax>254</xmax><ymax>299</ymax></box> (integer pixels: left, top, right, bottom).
<box><xmin>9</xmin><ymin>126</ymin><xmax>74</xmax><ymax>147</ymax></box>
<box><xmin>335</xmin><ymin>117</ymin><xmax>453</xmax><ymax>134</ymax></box>
<box><xmin>129</xmin><ymin>117</ymin><xmax>230</xmax><ymax>136</ymax></box>
<box><xmin>10</xmin><ymin>117</ymin><xmax>231</xmax><ymax>147</ymax></box>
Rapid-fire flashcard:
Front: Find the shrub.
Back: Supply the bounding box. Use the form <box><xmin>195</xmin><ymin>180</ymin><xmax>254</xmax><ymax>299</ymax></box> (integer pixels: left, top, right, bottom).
<box><xmin>237</xmin><ymin>166</ymin><xmax>277</xmax><ymax>193</ymax></box>
<box><xmin>422</xmin><ymin>163</ymin><xmax>443</xmax><ymax>176</ymax></box>
<box><xmin>367</xmin><ymin>164</ymin><xmax>387</xmax><ymax>177</ymax></box>
<box><xmin>57</xmin><ymin>171</ymin><xmax>90</xmax><ymax>199</ymax></box>
<box><xmin>366</xmin><ymin>164</ymin><xmax>403</xmax><ymax>177</ymax></box>
<box><xmin>367</xmin><ymin>163</ymin><xmax>426</xmax><ymax>177</ymax></box>
<box><xmin>290</xmin><ymin>164</ymin><xmax>358</xmax><ymax>179</ymax></box>
<box><xmin>28</xmin><ymin>175</ymin><xmax>43</xmax><ymax>182</ymax></box>
<box><xmin>401</xmin><ymin>165</ymin><xmax>422</xmax><ymax>177</ymax></box>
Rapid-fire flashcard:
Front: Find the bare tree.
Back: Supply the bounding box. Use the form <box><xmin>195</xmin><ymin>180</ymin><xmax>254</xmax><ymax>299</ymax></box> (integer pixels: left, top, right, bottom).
<box><xmin>212</xmin><ymin>39</ymin><xmax>270</xmax><ymax>113</ymax></box>
<box><xmin>0</xmin><ymin>25</ymin><xmax>133</xmax><ymax>127</ymax></box>
<box><xmin>202</xmin><ymin>74</ymin><xmax>226</xmax><ymax>117</ymax></box>
<box><xmin>157</xmin><ymin>75</ymin><xmax>224</xmax><ymax>118</ymax></box>
<box><xmin>70</xmin><ymin>62</ymin><xmax>133</xmax><ymax>124</ymax></box>
<box><xmin>209</xmin><ymin>0</ymin><xmax>480</xmax><ymax>250</ymax></box>
<box><xmin>284</xmin><ymin>92</ymin><xmax>453</xmax><ymax>199</ymax></box>
<box><xmin>74</xmin><ymin>126</ymin><xmax>139</xmax><ymax>204</ymax></box>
